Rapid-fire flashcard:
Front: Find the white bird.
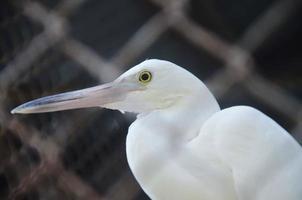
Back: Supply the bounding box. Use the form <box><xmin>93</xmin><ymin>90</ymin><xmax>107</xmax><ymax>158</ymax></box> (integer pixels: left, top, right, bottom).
<box><xmin>12</xmin><ymin>59</ymin><xmax>302</xmax><ymax>200</ymax></box>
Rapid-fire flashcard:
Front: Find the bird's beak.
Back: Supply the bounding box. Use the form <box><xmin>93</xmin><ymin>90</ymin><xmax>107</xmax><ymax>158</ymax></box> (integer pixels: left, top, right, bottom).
<box><xmin>11</xmin><ymin>79</ymin><xmax>140</xmax><ymax>114</ymax></box>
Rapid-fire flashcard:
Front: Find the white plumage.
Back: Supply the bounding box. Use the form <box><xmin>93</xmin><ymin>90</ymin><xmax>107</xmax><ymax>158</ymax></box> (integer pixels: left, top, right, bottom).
<box><xmin>12</xmin><ymin>59</ymin><xmax>302</xmax><ymax>200</ymax></box>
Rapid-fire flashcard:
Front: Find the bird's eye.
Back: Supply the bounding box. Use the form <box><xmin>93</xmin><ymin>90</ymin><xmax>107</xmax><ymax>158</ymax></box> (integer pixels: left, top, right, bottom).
<box><xmin>138</xmin><ymin>71</ymin><xmax>152</xmax><ymax>84</ymax></box>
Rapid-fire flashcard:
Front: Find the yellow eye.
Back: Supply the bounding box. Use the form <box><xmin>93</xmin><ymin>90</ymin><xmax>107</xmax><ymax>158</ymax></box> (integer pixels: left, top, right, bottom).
<box><xmin>138</xmin><ymin>71</ymin><xmax>152</xmax><ymax>84</ymax></box>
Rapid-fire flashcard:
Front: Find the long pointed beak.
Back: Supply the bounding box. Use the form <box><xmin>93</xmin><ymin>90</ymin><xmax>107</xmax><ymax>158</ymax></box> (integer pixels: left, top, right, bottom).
<box><xmin>11</xmin><ymin>80</ymin><xmax>138</xmax><ymax>114</ymax></box>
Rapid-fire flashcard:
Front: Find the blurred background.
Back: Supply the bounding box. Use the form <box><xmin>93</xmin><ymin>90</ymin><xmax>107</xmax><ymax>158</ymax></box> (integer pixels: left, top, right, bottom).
<box><xmin>0</xmin><ymin>0</ymin><xmax>302</xmax><ymax>199</ymax></box>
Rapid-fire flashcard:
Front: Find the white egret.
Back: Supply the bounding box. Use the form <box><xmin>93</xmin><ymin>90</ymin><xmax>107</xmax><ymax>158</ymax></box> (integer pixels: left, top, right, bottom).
<box><xmin>12</xmin><ymin>59</ymin><xmax>302</xmax><ymax>200</ymax></box>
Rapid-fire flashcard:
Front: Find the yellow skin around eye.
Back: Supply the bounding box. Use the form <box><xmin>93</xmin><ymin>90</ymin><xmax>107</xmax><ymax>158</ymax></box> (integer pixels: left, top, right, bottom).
<box><xmin>138</xmin><ymin>71</ymin><xmax>152</xmax><ymax>84</ymax></box>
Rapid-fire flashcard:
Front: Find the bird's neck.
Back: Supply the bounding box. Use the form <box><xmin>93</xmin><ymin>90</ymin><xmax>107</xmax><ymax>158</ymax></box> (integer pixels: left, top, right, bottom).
<box><xmin>145</xmin><ymin>86</ymin><xmax>219</xmax><ymax>141</ymax></box>
<box><xmin>126</xmin><ymin>84</ymin><xmax>220</xmax><ymax>196</ymax></box>
<box><xmin>129</xmin><ymin>83</ymin><xmax>220</xmax><ymax>148</ymax></box>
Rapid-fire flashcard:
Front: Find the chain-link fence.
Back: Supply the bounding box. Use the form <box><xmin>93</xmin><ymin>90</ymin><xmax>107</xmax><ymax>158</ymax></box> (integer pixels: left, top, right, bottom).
<box><xmin>0</xmin><ymin>0</ymin><xmax>302</xmax><ymax>199</ymax></box>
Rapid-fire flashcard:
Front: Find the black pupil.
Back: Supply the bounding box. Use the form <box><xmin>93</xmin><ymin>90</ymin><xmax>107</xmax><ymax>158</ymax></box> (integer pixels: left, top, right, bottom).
<box><xmin>141</xmin><ymin>73</ymin><xmax>150</xmax><ymax>81</ymax></box>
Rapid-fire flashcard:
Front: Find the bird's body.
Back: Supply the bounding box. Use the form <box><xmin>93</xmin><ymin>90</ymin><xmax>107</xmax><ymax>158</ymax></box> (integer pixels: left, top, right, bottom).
<box><xmin>12</xmin><ymin>59</ymin><xmax>302</xmax><ymax>200</ymax></box>
<box><xmin>127</xmin><ymin>105</ymin><xmax>302</xmax><ymax>200</ymax></box>
<box><xmin>126</xmin><ymin>108</ymin><xmax>238</xmax><ymax>200</ymax></box>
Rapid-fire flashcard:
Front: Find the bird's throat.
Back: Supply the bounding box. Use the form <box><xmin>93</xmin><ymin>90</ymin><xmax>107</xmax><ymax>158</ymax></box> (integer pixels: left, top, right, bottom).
<box><xmin>126</xmin><ymin>85</ymin><xmax>220</xmax><ymax>199</ymax></box>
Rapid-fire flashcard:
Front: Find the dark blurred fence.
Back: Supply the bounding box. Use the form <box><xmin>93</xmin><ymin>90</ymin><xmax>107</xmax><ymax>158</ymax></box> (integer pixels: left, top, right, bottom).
<box><xmin>0</xmin><ymin>0</ymin><xmax>302</xmax><ymax>199</ymax></box>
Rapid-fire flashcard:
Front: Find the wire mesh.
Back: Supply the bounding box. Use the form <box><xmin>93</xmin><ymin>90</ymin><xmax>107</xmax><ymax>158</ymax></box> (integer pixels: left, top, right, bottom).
<box><xmin>0</xmin><ymin>0</ymin><xmax>301</xmax><ymax>199</ymax></box>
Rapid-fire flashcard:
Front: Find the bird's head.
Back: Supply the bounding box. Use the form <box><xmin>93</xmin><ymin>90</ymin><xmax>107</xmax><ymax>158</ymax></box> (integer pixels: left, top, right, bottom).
<box><xmin>11</xmin><ymin>59</ymin><xmax>206</xmax><ymax>114</ymax></box>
